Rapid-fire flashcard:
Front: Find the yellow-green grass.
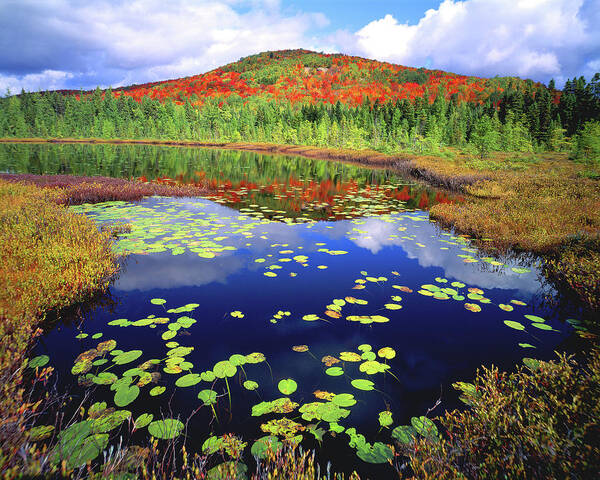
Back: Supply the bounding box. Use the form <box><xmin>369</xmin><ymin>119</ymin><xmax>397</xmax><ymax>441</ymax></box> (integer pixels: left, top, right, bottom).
<box><xmin>0</xmin><ymin>180</ymin><xmax>119</xmax><ymax>475</ymax></box>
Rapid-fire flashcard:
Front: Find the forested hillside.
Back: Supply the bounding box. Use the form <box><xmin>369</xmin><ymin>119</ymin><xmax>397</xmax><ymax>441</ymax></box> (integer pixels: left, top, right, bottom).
<box><xmin>1</xmin><ymin>49</ymin><xmax>599</xmax><ymax>161</ymax></box>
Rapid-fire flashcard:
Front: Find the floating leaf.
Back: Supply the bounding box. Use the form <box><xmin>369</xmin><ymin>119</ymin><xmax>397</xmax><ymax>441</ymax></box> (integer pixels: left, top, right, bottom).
<box><xmin>321</xmin><ymin>355</ymin><xmax>340</xmax><ymax>367</ymax></box>
<box><xmin>292</xmin><ymin>345</ymin><xmax>309</xmax><ymax>352</ymax></box>
<box><xmin>302</xmin><ymin>314</ymin><xmax>320</xmax><ymax>322</ymax></box>
<box><xmin>332</xmin><ymin>393</ymin><xmax>356</xmax><ymax>407</ymax></box>
<box><xmin>92</xmin><ymin>410</ymin><xmax>131</xmax><ymax>433</ymax></box>
<box><xmin>134</xmin><ymin>413</ymin><xmax>154</xmax><ymax>429</ymax></box>
<box><xmin>512</xmin><ymin>267</ymin><xmax>531</xmax><ymax>274</ymax></box>
<box><xmin>251</xmin><ymin>436</ymin><xmax>282</xmax><ymax>459</ymax></box>
<box><xmin>277</xmin><ymin>379</ymin><xmax>298</xmax><ymax>395</ymax></box>
<box><xmin>112</xmin><ymin>350</ymin><xmax>143</xmax><ymax>365</ymax></box>
<box><xmin>524</xmin><ymin>314</ymin><xmax>546</xmax><ymax>323</ymax></box>
<box><xmin>149</xmin><ymin>386</ymin><xmax>166</xmax><ymax>396</ymax></box>
<box><xmin>411</xmin><ymin>416</ymin><xmax>438</xmax><ymax>438</ymax></box>
<box><xmin>150</xmin><ymin>298</ymin><xmax>166</xmax><ymax>305</ymax></box>
<box><xmin>351</xmin><ymin>379</ymin><xmax>375</xmax><ymax>391</ymax></box>
<box><xmin>207</xmin><ymin>462</ymin><xmax>247</xmax><ymax>480</ymax></box>
<box><xmin>325</xmin><ymin>367</ymin><xmax>344</xmax><ymax>377</ymax></box>
<box><xmin>114</xmin><ymin>385</ymin><xmax>139</xmax><ymax>407</ymax></box>
<box><xmin>519</xmin><ymin>343</ymin><xmax>536</xmax><ymax>349</ymax></box>
<box><xmin>243</xmin><ymin>380</ymin><xmax>259</xmax><ymax>391</ymax></box>
<box><xmin>392</xmin><ymin>425</ymin><xmax>417</xmax><ymax>444</ymax></box>
<box><xmin>378</xmin><ymin>411</ymin><xmax>393</xmax><ymax>428</ymax></box>
<box><xmin>339</xmin><ymin>351</ymin><xmax>361</xmax><ymax>362</ymax></box>
<box><xmin>531</xmin><ymin>322</ymin><xmax>555</xmax><ymax>331</ymax></box>
<box><xmin>377</xmin><ymin>347</ymin><xmax>396</xmax><ymax>359</ymax></box>
<box><xmin>523</xmin><ymin>357</ymin><xmax>541</xmax><ymax>371</ymax></box>
<box><xmin>28</xmin><ymin>355</ymin><xmax>49</xmax><ymax>369</ymax></box>
<box><xmin>504</xmin><ymin>320</ymin><xmax>525</xmax><ymax>331</ymax></box>
<box><xmin>27</xmin><ymin>425</ymin><xmax>55</xmax><ymax>441</ymax></box>
<box><xmin>213</xmin><ymin>360</ymin><xmax>237</xmax><ymax>378</ymax></box>
<box><xmin>464</xmin><ymin>303</ymin><xmax>481</xmax><ymax>313</ymax></box>
<box><xmin>148</xmin><ymin>419</ymin><xmax>184</xmax><ymax>439</ymax></box>
<box><xmin>175</xmin><ymin>374</ymin><xmax>201</xmax><ymax>388</ymax></box>
<box><xmin>198</xmin><ymin>389</ymin><xmax>218</xmax><ymax>405</ymax></box>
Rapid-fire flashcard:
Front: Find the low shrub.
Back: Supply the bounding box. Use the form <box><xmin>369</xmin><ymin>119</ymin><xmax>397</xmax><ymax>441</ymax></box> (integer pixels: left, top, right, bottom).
<box><xmin>0</xmin><ymin>180</ymin><xmax>119</xmax><ymax>476</ymax></box>
<box><xmin>400</xmin><ymin>349</ymin><xmax>600</xmax><ymax>479</ymax></box>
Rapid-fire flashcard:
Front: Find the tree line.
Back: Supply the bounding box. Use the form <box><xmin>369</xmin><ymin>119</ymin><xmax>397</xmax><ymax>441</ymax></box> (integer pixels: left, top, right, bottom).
<box><xmin>1</xmin><ymin>73</ymin><xmax>599</xmax><ymax>162</ymax></box>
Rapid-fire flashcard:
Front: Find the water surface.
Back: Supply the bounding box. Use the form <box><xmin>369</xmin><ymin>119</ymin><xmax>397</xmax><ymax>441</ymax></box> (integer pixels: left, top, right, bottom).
<box><xmin>1</xmin><ymin>143</ymin><xmax>581</xmax><ymax>478</ymax></box>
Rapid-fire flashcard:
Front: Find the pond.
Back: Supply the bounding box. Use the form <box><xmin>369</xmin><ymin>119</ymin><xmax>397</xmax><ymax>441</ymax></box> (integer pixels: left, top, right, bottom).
<box><xmin>0</xmin><ymin>143</ymin><xmax>584</xmax><ymax>477</ymax></box>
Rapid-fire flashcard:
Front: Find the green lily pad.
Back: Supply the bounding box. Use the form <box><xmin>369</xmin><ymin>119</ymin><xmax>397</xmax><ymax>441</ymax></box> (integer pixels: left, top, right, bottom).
<box><xmin>134</xmin><ymin>413</ymin><xmax>154</xmax><ymax>429</ymax></box>
<box><xmin>148</xmin><ymin>419</ymin><xmax>184</xmax><ymax>439</ymax></box>
<box><xmin>410</xmin><ymin>416</ymin><xmax>438</xmax><ymax>438</ymax></box>
<box><xmin>378</xmin><ymin>411</ymin><xmax>393</xmax><ymax>428</ymax></box>
<box><xmin>112</xmin><ymin>350</ymin><xmax>143</xmax><ymax>365</ymax></box>
<box><xmin>198</xmin><ymin>389</ymin><xmax>218</xmax><ymax>405</ymax></box>
<box><xmin>325</xmin><ymin>367</ymin><xmax>344</xmax><ymax>377</ymax></box>
<box><xmin>92</xmin><ymin>410</ymin><xmax>131</xmax><ymax>433</ymax></box>
<box><xmin>114</xmin><ymin>385</ymin><xmax>140</xmax><ymax>407</ymax></box>
<box><xmin>524</xmin><ymin>314</ymin><xmax>546</xmax><ymax>323</ymax></box>
<box><xmin>504</xmin><ymin>320</ymin><xmax>525</xmax><ymax>331</ymax></box>
<box><xmin>251</xmin><ymin>436</ymin><xmax>282</xmax><ymax>459</ymax></box>
<box><xmin>151</xmin><ymin>298</ymin><xmax>167</xmax><ymax>305</ymax></box>
<box><xmin>277</xmin><ymin>379</ymin><xmax>298</xmax><ymax>395</ymax></box>
<box><xmin>243</xmin><ymin>380</ymin><xmax>259</xmax><ymax>391</ymax></box>
<box><xmin>149</xmin><ymin>386</ymin><xmax>166</xmax><ymax>396</ymax></box>
<box><xmin>351</xmin><ymin>379</ymin><xmax>375</xmax><ymax>391</ymax></box>
<box><xmin>207</xmin><ymin>462</ymin><xmax>247</xmax><ymax>480</ymax></box>
<box><xmin>175</xmin><ymin>374</ymin><xmax>201</xmax><ymax>388</ymax></box>
<box><xmin>213</xmin><ymin>360</ymin><xmax>237</xmax><ymax>378</ymax></box>
<box><xmin>531</xmin><ymin>322</ymin><xmax>555</xmax><ymax>331</ymax></box>
<box><xmin>332</xmin><ymin>393</ymin><xmax>356</xmax><ymax>407</ymax></box>
<box><xmin>392</xmin><ymin>425</ymin><xmax>417</xmax><ymax>444</ymax></box>
<box><xmin>28</xmin><ymin>355</ymin><xmax>49</xmax><ymax>369</ymax></box>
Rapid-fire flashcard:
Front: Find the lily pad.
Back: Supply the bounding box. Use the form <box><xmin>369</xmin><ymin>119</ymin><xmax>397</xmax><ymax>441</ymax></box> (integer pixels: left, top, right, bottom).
<box><xmin>277</xmin><ymin>379</ymin><xmax>298</xmax><ymax>395</ymax></box>
<box><xmin>134</xmin><ymin>413</ymin><xmax>154</xmax><ymax>429</ymax></box>
<box><xmin>28</xmin><ymin>355</ymin><xmax>49</xmax><ymax>369</ymax></box>
<box><xmin>148</xmin><ymin>419</ymin><xmax>185</xmax><ymax>439</ymax></box>
<box><xmin>114</xmin><ymin>385</ymin><xmax>140</xmax><ymax>407</ymax></box>
<box><xmin>392</xmin><ymin>425</ymin><xmax>417</xmax><ymax>444</ymax></box>
<box><xmin>325</xmin><ymin>367</ymin><xmax>344</xmax><ymax>377</ymax></box>
<box><xmin>251</xmin><ymin>436</ymin><xmax>282</xmax><ymax>459</ymax></box>
<box><xmin>351</xmin><ymin>379</ymin><xmax>375</xmax><ymax>391</ymax></box>
<box><xmin>504</xmin><ymin>320</ymin><xmax>525</xmax><ymax>331</ymax></box>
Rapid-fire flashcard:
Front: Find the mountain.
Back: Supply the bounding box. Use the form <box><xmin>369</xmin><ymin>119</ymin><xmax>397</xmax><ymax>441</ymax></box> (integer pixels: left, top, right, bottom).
<box><xmin>91</xmin><ymin>49</ymin><xmax>554</xmax><ymax>107</ymax></box>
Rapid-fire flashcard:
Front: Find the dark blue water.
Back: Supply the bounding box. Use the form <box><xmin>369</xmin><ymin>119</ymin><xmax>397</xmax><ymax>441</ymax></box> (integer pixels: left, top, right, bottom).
<box><xmin>2</xmin><ymin>143</ymin><xmax>582</xmax><ymax>478</ymax></box>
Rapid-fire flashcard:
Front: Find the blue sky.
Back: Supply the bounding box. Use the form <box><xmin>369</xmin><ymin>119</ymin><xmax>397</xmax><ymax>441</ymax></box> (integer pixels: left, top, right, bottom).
<box><xmin>0</xmin><ymin>0</ymin><xmax>599</xmax><ymax>93</ymax></box>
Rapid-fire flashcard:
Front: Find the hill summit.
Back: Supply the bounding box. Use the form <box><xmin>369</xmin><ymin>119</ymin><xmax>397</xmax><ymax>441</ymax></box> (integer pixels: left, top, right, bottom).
<box><xmin>107</xmin><ymin>49</ymin><xmax>546</xmax><ymax>107</ymax></box>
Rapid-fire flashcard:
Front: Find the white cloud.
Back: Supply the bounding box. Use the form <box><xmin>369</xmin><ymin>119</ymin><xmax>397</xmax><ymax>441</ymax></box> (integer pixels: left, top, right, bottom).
<box><xmin>351</xmin><ymin>0</ymin><xmax>600</xmax><ymax>83</ymax></box>
<box><xmin>0</xmin><ymin>70</ymin><xmax>74</xmax><ymax>94</ymax></box>
<box><xmin>0</xmin><ymin>0</ymin><xmax>328</xmax><ymax>91</ymax></box>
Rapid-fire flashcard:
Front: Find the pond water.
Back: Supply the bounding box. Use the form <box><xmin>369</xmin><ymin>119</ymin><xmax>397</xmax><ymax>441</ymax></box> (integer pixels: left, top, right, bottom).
<box><xmin>0</xmin><ymin>143</ymin><xmax>584</xmax><ymax>477</ymax></box>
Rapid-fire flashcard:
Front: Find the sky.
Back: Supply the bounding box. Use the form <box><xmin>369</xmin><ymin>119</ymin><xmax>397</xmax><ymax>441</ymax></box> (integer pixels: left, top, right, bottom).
<box><xmin>0</xmin><ymin>0</ymin><xmax>599</xmax><ymax>93</ymax></box>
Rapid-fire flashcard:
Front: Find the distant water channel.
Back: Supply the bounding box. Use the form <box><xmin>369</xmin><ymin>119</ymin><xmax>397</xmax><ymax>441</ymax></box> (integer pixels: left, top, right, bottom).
<box><xmin>0</xmin><ymin>142</ymin><xmax>584</xmax><ymax>478</ymax></box>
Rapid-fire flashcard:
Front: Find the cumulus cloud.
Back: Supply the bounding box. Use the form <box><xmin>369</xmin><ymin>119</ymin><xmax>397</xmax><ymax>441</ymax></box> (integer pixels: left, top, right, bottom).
<box><xmin>1</xmin><ymin>0</ymin><xmax>598</xmax><ymax>92</ymax></box>
<box><xmin>0</xmin><ymin>0</ymin><xmax>328</xmax><ymax>91</ymax></box>
<box><xmin>352</xmin><ymin>0</ymin><xmax>600</xmax><ymax>85</ymax></box>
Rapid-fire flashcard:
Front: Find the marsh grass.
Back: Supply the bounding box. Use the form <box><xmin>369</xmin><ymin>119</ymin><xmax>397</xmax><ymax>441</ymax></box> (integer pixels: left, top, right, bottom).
<box><xmin>398</xmin><ymin>349</ymin><xmax>600</xmax><ymax>479</ymax></box>
<box><xmin>0</xmin><ymin>173</ymin><xmax>208</xmax><ymax>204</ymax></box>
<box><xmin>0</xmin><ymin>180</ymin><xmax>119</xmax><ymax>476</ymax></box>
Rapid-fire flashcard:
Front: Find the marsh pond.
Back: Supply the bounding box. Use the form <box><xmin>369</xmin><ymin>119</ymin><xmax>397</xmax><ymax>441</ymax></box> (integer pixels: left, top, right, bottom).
<box><xmin>0</xmin><ymin>143</ymin><xmax>588</xmax><ymax>478</ymax></box>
